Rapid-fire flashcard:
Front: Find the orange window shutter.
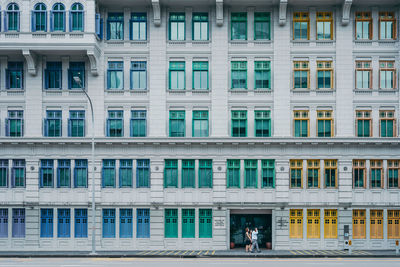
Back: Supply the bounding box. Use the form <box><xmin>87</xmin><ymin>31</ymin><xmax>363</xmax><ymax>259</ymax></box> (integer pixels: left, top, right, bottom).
<box><xmin>377</xmin><ymin>219</ymin><xmax>383</xmax><ymax>239</ymax></box>
<box><xmin>298</xmin><ymin>219</ymin><xmax>303</xmax><ymax>238</ymax></box>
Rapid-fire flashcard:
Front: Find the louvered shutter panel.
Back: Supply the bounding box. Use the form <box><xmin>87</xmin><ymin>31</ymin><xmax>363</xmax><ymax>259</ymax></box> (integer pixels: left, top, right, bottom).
<box><xmin>3</xmin><ymin>11</ymin><xmax>8</xmax><ymax>32</ymax></box>
<box><xmin>69</xmin><ymin>11</ymin><xmax>72</xmax><ymax>32</ymax></box>
<box><xmin>50</xmin><ymin>11</ymin><xmax>53</xmax><ymax>32</ymax></box>
<box><xmin>31</xmin><ymin>11</ymin><xmax>35</xmax><ymax>32</ymax></box>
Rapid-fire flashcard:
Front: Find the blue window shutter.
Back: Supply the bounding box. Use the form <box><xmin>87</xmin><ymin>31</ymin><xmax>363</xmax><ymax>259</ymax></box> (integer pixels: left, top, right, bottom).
<box><xmin>44</xmin><ymin>11</ymin><xmax>47</xmax><ymax>32</ymax></box>
<box><xmin>5</xmin><ymin>119</ymin><xmax>9</xmax><ymax>137</ymax></box>
<box><xmin>21</xmin><ymin>120</ymin><xmax>24</xmax><ymax>137</ymax></box>
<box><xmin>17</xmin><ymin>12</ymin><xmax>20</xmax><ymax>32</ymax></box>
<box><xmin>5</xmin><ymin>69</ymin><xmax>9</xmax><ymax>89</ymax></box>
<box><xmin>50</xmin><ymin>11</ymin><xmax>53</xmax><ymax>32</ymax></box>
<box><xmin>73</xmin><ymin>167</ymin><xmax>77</xmax><ymax>188</ymax></box>
<box><xmin>43</xmin><ymin>118</ymin><xmax>48</xmax><ymax>137</ymax></box>
<box><xmin>106</xmin><ymin>21</ymin><xmax>110</xmax><ymax>40</ymax></box>
<box><xmin>68</xmin><ymin>11</ymin><xmax>71</xmax><ymax>32</ymax></box>
<box><xmin>3</xmin><ymin>11</ymin><xmax>8</xmax><ymax>32</ymax></box>
<box><xmin>44</xmin><ymin>70</ymin><xmax>49</xmax><ymax>89</ymax></box>
<box><xmin>39</xmin><ymin>168</ymin><xmax>43</xmax><ymax>188</ymax></box>
<box><xmin>106</xmin><ymin>119</ymin><xmax>110</xmax><ymax>137</ymax></box>
<box><xmin>11</xmin><ymin>167</ymin><xmax>14</xmax><ymax>188</ymax></box>
<box><xmin>101</xmin><ymin>167</ymin><xmax>105</xmax><ymax>187</ymax></box>
<box><xmin>82</xmin><ymin>12</ymin><xmax>85</xmax><ymax>31</ymax></box>
<box><xmin>129</xmin><ymin>20</ymin><xmax>132</xmax><ymax>40</ymax></box>
<box><xmin>67</xmin><ymin>119</ymin><xmax>71</xmax><ymax>136</ymax></box>
<box><xmin>31</xmin><ymin>11</ymin><xmax>36</xmax><ymax>32</ymax></box>
<box><xmin>67</xmin><ymin>69</ymin><xmax>71</xmax><ymax>89</ymax></box>
<box><xmin>63</xmin><ymin>11</ymin><xmax>66</xmax><ymax>32</ymax></box>
<box><xmin>21</xmin><ymin>68</ymin><xmax>24</xmax><ymax>89</ymax></box>
<box><xmin>106</xmin><ymin>70</ymin><xmax>110</xmax><ymax>89</ymax></box>
<box><xmin>56</xmin><ymin>168</ymin><xmax>60</xmax><ymax>188</ymax></box>
<box><xmin>100</xmin><ymin>18</ymin><xmax>104</xmax><ymax>39</ymax></box>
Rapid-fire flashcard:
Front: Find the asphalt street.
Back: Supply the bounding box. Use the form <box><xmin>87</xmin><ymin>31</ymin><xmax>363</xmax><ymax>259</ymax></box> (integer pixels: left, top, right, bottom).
<box><xmin>0</xmin><ymin>258</ymin><xmax>400</xmax><ymax>267</ymax></box>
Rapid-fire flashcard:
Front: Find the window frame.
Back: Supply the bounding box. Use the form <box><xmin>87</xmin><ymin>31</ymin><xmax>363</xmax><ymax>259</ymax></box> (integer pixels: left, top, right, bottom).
<box><xmin>293</xmin><ymin>110</ymin><xmax>309</xmax><ymax>137</ymax></box>
<box><xmin>11</xmin><ymin>159</ymin><xmax>25</xmax><ymax>188</ymax></box>
<box><xmin>40</xmin><ymin>208</ymin><xmax>54</xmax><ymax>238</ymax></box>
<box><xmin>106</xmin><ymin>110</ymin><xmax>124</xmax><ymax>137</ymax></box>
<box><xmin>68</xmin><ymin>62</ymin><xmax>85</xmax><ymax>89</ymax></box>
<box><xmin>51</xmin><ymin>3</ymin><xmax>66</xmax><ymax>32</ymax></box>
<box><xmin>370</xmin><ymin>160</ymin><xmax>383</xmax><ymax>189</ymax></box>
<box><xmin>68</xmin><ymin>110</ymin><xmax>85</xmax><ymax>137</ymax></box>
<box><xmin>40</xmin><ymin>159</ymin><xmax>54</xmax><ymax>188</ymax></box>
<box><xmin>254</xmin><ymin>12</ymin><xmax>271</xmax><ymax>40</ymax></box>
<box><xmin>182</xmin><ymin>159</ymin><xmax>195</xmax><ymax>188</ymax></box>
<box><xmin>255</xmin><ymin>110</ymin><xmax>271</xmax><ymax>137</ymax></box>
<box><xmin>317</xmin><ymin>110</ymin><xmax>333</xmax><ymax>137</ymax></box>
<box><xmin>182</xmin><ymin>209</ymin><xmax>195</xmax><ymax>238</ymax></box>
<box><xmin>306</xmin><ymin>160</ymin><xmax>320</xmax><ymax>188</ymax></box>
<box><xmin>370</xmin><ymin>210</ymin><xmax>383</xmax><ymax>239</ymax></box>
<box><xmin>119</xmin><ymin>208</ymin><xmax>133</xmax><ymax>238</ymax></box>
<box><xmin>356</xmin><ymin>110</ymin><xmax>372</xmax><ymax>137</ymax></box>
<box><xmin>32</xmin><ymin>3</ymin><xmax>47</xmax><ymax>32</ymax></box>
<box><xmin>165</xmin><ymin>208</ymin><xmax>178</xmax><ymax>238</ymax></box>
<box><xmin>102</xmin><ymin>208</ymin><xmax>116</xmax><ymax>238</ymax></box>
<box><xmin>192</xmin><ymin>13</ymin><xmax>209</xmax><ymax>41</ymax></box>
<box><xmin>70</xmin><ymin>3</ymin><xmax>84</xmax><ymax>32</ymax></box>
<box><xmin>293</xmin><ymin>12</ymin><xmax>309</xmax><ymax>40</ymax></box>
<box><xmin>44</xmin><ymin>62</ymin><xmax>62</xmax><ymax>90</ymax></box>
<box><xmin>355</xmin><ymin>12</ymin><xmax>372</xmax><ymax>40</ymax></box>
<box><xmin>244</xmin><ymin>159</ymin><xmax>257</xmax><ymax>188</ymax></box>
<box><xmin>74</xmin><ymin>209</ymin><xmax>87</xmax><ymax>238</ymax></box>
<box><xmin>130</xmin><ymin>13</ymin><xmax>147</xmax><ymax>41</ymax></box>
<box><xmin>169</xmin><ymin>62</ymin><xmax>186</xmax><ymax>90</ymax></box>
<box><xmin>6</xmin><ymin>3</ymin><xmax>20</xmax><ymax>32</ymax></box>
<box><xmin>6</xmin><ymin>62</ymin><xmax>23</xmax><ymax>90</ymax></box>
<box><xmin>231</xmin><ymin>12</ymin><xmax>247</xmax><ymax>40</ymax></box>
<box><xmin>199</xmin><ymin>209</ymin><xmax>212</xmax><ymax>238</ymax></box>
<box><xmin>169</xmin><ymin>12</ymin><xmax>185</xmax><ymax>41</ymax></box>
<box><xmin>107</xmin><ymin>12</ymin><xmax>124</xmax><ymax>40</ymax></box>
<box><xmin>231</xmin><ymin>61</ymin><xmax>247</xmax><ymax>89</ymax></box>
<box><xmin>290</xmin><ymin>160</ymin><xmax>303</xmax><ymax>188</ymax></box>
<box><xmin>388</xmin><ymin>160</ymin><xmax>399</xmax><ymax>189</ymax></box>
<box><xmin>192</xmin><ymin>110</ymin><xmax>209</xmax><ymax>137</ymax></box>
<box><xmin>227</xmin><ymin>159</ymin><xmax>240</xmax><ymax>188</ymax></box>
<box><xmin>379</xmin><ymin>12</ymin><xmax>396</xmax><ymax>40</ymax></box>
<box><xmin>293</xmin><ymin>61</ymin><xmax>309</xmax><ymax>89</ymax></box>
<box><xmin>102</xmin><ymin>159</ymin><xmax>116</xmax><ymax>188</ymax></box>
<box><xmin>317</xmin><ymin>61</ymin><xmax>333</xmax><ymax>89</ymax></box>
<box><xmin>0</xmin><ymin>160</ymin><xmax>8</xmax><ymax>188</ymax></box>
<box><xmin>164</xmin><ymin>159</ymin><xmax>178</xmax><ymax>188</ymax></box>
<box><xmin>169</xmin><ymin>110</ymin><xmax>185</xmax><ymax>137</ymax></box>
<box><xmin>254</xmin><ymin>61</ymin><xmax>271</xmax><ymax>90</ymax></box>
<box><xmin>192</xmin><ymin>61</ymin><xmax>209</xmax><ymax>90</ymax></box>
<box><xmin>231</xmin><ymin>110</ymin><xmax>247</xmax><ymax>137</ymax></box>
<box><xmin>107</xmin><ymin>61</ymin><xmax>124</xmax><ymax>90</ymax></box>
<box><xmin>316</xmin><ymin>12</ymin><xmax>333</xmax><ymax>40</ymax></box>
<box><xmin>12</xmin><ymin>208</ymin><xmax>25</xmax><ymax>238</ymax></box>
<box><xmin>74</xmin><ymin>159</ymin><xmax>88</xmax><ymax>188</ymax></box>
<box><xmin>57</xmin><ymin>208</ymin><xmax>70</xmax><ymax>238</ymax></box>
<box><xmin>324</xmin><ymin>160</ymin><xmax>337</xmax><ymax>188</ymax></box>
<box><xmin>57</xmin><ymin>159</ymin><xmax>71</xmax><ymax>188</ymax></box>
<box><xmin>6</xmin><ymin>110</ymin><xmax>24</xmax><ymax>137</ymax></box>
<box><xmin>119</xmin><ymin>159</ymin><xmax>133</xmax><ymax>188</ymax></box>
<box><xmin>353</xmin><ymin>160</ymin><xmax>366</xmax><ymax>188</ymax></box>
<box><xmin>379</xmin><ymin>61</ymin><xmax>396</xmax><ymax>90</ymax></box>
<box><xmin>199</xmin><ymin>159</ymin><xmax>213</xmax><ymax>188</ymax></box>
<box><xmin>137</xmin><ymin>208</ymin><xmax>150</xmax><ymax>238</ymax></box>
<box><xmin>130</xmin><ymin>61</ymin><xmax>147</xmax><ymax>90</ymax></box>
<box><xmin>44</xmin><ymin>110</ymin><xmax>62</xmax><ymax>137</ymax></box>
<box><xmin>130</xmin><ymin>110</ymin><xmax>147</xmax><ymax>137</ymax></box>
<box><xmin>261</xmin><ymin>159</ymin><xmax>275</xmax><ymax>188</ymax></box>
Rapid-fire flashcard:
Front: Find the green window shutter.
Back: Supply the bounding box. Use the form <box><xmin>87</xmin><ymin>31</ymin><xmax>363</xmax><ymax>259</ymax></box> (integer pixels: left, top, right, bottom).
<box><xmin>254</xmin><ymin>61</ymin><xmax>271</xmax><ymax>89</ymax></box>
<box><xmin>231</xmin><ymin>110</ymin><xmax>247</xmax><ymax>137</ymax></box>
<box><xmin>255</xmin><ymin>110</ymin><xmax>271</xmax><ymax>137</ymax></box>
<box><xmin>199</xmin><ymin>159</ymin><xmax>213</xmax><ymax>188</ymax></box>
<box><xmin>164</xmin><ymin>160</ymin><xmax>178</xmax><ymax>188</ymax></box>
<box><xmin>262</xmin><ymin>159</ymin><xmax>275</xmax><ymax>188</ymax></box>
<box><xmin>192</xmin><ymin>110</ymin><xmax>209</xmax><ymax>137</ymax></box>
<box><xmin>192</xmin><ymin>13</ymin><xmax>209</xmax><ymax>40</ymax></box>
<box><xmin>199</xmin><ymin>209</ymin><xmax>212</xmax><ymax>238</ymax></box>
<box><xmin>227</xmin><ymin>159</ymin><xmax>240</xmax><ymax>188</ymax></box>
<box><xmin>169</xmin><ymin>111</ymin><xmax>185</xmax><ymax>137</ymax></box>
<box><xmin>231</xmin><ymin>12</ymin><xmax>247</xmax><ymax>40</ymax></box>
<box><xmin>182</xmin><ymin>209</ymin><xmax>195</xmax><ymax>238</ymax></box>
<box><xmin>169</xmin><ymin>62</ymin><xmax>185</xmax><ymax>89</ymax></box>
<box><xmin>165</xmin><ymin>209</ymin><xmax>178</xmax><ymax>238</ymax></box>
<box><xmin>182</xmin><ymin>160</ymin><xmax>195</xmax><ymax>188</ymax></box>
<box><xmin>254</xmin><ymin>12</ymin><xmax>271</xmax><ymax>40</ymax></box>
<box><xmin>244</xmin><ymin>160</ymin><xmax>257</xmax><ymax>188</ymax></box>
<box><xmin>192</xmin><ymin>62</ymin><xmax>209</xmax><ymax>90</ymax></box>
<box><xmin>231</xmin><ymin>61</ymin><xmax>247</xmax><ymax>89</ymax></box>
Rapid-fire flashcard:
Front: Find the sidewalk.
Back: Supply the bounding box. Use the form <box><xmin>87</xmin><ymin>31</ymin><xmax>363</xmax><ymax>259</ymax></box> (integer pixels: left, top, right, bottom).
<box><xmin>0</xmin><ymin>249</ymin><xmax>398</xmax><ymax>258</ymax></box>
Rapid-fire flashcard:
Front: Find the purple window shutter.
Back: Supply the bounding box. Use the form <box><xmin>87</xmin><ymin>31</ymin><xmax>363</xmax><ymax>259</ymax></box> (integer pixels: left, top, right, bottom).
<box><xmin>0</xmin><ymin>209</ymin><xmax>8</xmax><ymax>238</ymax></box>
<box><xmin>12</xmin><ymin>208</ymin><xmax>25</xmax><ymax>238</ymax></box>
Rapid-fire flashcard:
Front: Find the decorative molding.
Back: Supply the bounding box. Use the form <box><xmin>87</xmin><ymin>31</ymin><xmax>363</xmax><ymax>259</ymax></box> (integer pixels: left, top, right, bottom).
<box><xmin>342</xmin><ymin>0</ymin><xmax>352</xmax><ymax>25</ymax></box>
<box><xmin>152</xmin><ymin>0</ymin><xmax>161</xmax><ymax>27</ymax></box>
<box><xmin>22</xmin><ymin>50</ymin><xmax>37</xmax><ymax>76</ymax></box>
<box><xmin>279</xmin><ymin>0</ymin><xmax>288</xmax><ymax>26</ymax></box>
<box><xmin>216</xmin><ymin>0</ymin><xmax>223</xmax><ymax>26</ymax></box>
<box><xmin>86</xmin><ymin>49</ymin><xmax>100</xmax><ymax>76</ymax></box>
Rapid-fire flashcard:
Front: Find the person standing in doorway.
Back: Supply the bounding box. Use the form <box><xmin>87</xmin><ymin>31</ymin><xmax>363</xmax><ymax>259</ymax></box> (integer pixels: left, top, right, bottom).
<box><xmin>251</xmin><ymin>227</ymin><xmax>261</xmax><ymax>253</ymax></box>
<box><xmin>244</xmin><ymin>228</ymin><xmax>252</xmax><ymax>252</ymax></box>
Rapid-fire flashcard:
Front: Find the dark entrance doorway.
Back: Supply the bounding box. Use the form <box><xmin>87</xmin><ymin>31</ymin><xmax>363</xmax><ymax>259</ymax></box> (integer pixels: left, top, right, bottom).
<box><xmin>230</xmin><ymin>210</ymin><xmax>272</xmax><ymax>248</ymax></box>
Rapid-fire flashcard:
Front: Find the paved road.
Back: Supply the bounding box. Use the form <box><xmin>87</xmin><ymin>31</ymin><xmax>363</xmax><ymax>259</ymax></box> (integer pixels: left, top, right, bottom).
<box><xmin>0</xmin><ymin>258</ymin><xmax>400</xmax><ymax>267</ymax></box>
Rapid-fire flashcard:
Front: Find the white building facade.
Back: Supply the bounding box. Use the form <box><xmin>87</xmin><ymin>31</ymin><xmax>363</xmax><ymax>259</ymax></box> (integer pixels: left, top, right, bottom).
<box><xmin>0</xmin><ymin>0</ymin><xmax>399</xmax><ymax>251</ymax></box>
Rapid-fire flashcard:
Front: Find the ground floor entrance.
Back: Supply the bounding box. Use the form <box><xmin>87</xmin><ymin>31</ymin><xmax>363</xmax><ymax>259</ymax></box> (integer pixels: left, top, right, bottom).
<box><xmin>229</xmin><ymin>209</ymin><xmax>272</xmax><ymax>248</ymax></box>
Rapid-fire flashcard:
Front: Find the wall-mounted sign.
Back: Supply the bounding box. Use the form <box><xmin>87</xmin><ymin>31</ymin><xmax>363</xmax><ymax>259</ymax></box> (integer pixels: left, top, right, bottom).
<box><xmin>276</xmin><ymin>216</ymin><xmax>288</xmax><ymax>229</ymax></box>
<box><xmin>214</xmin><ymin>217</ymin><xmax>226</xmax><ymax>229</ymax></box>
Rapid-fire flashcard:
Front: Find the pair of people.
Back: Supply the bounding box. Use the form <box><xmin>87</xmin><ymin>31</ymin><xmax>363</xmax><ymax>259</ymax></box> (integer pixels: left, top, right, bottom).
<box><xmin>244</xmin><ymin>227</ymin><xmax>261</xmax><ymax>253</ymax></box>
